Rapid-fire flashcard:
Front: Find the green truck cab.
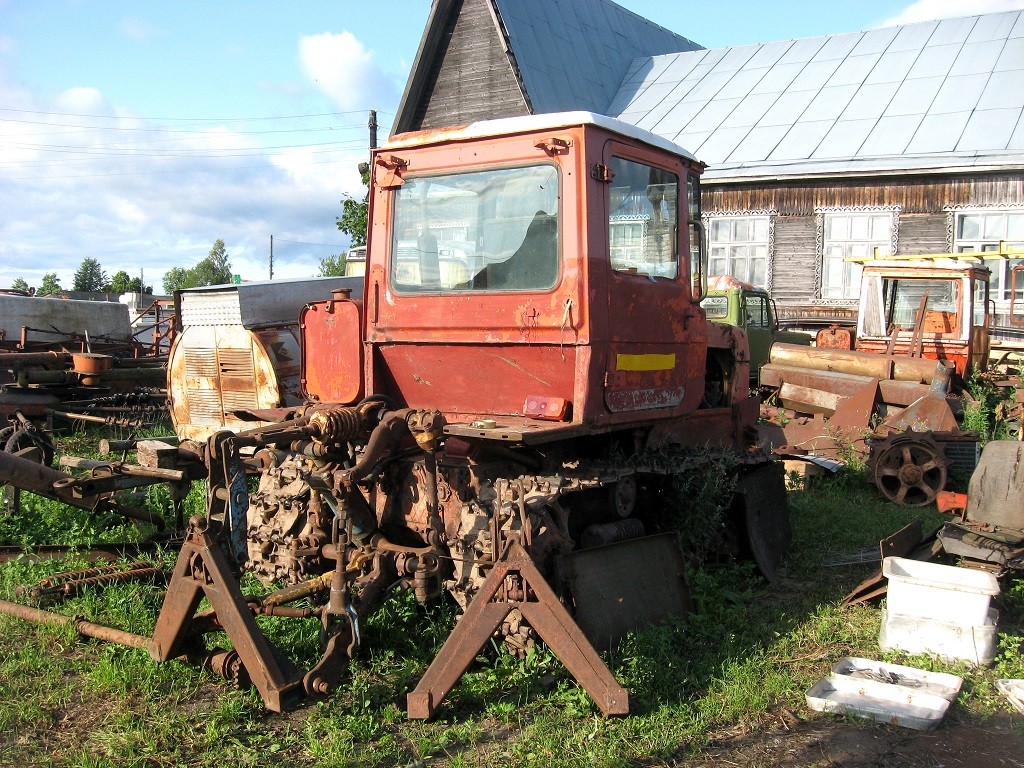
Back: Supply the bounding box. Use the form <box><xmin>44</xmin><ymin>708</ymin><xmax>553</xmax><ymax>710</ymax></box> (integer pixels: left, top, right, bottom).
<box><xmin>702</xmin><ymin>276</ymin><xmax>812</xmax><ymax>385</ymax></box>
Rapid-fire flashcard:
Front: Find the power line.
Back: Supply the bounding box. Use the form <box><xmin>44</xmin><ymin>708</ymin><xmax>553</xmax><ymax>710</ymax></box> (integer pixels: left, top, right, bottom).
<box><xmin>272</xmin><ymin>238</ymin><xmax>347</xmax><ymax>248</ymax></box>
<box><xmin>0</xmin><ymin>107</ymin><xmax>395</xmax><ymax>122</ymax></box>
<box><xmin>0</xmin><ymin>119</ymin><xmax>374</xmax><ymax>138</ymax></box>
<box><xmin>0</xmin><ymin>155</ymin><xmax>363</xmax><ymax>180</ymax></box>
<box><xmin>0</xmin><ymin>138</ymin><xmax>367</xmax><ymax>158</ymax></box>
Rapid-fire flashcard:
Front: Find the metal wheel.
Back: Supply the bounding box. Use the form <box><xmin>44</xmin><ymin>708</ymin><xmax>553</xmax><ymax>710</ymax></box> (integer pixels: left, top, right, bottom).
<box><xmin>868</xmin><ymin>432</ymin><xmax>948</xmax><ymax>507</ymax></box>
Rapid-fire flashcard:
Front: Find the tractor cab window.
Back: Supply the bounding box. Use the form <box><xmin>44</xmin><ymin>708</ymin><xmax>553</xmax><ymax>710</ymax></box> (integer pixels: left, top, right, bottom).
<box><xmin>608</xmin><ymin>157</ymin><xmax>679</xmax><ymax>279</ymax></box>
<box><xmin>703</xmin><ymin>295</ymin><xmax>728</xmax><ymax>319</ymax></box>
<box><xmin>886</xmin><ymin>279</ymin><xmax>959</xmax><ymax>328</ymax></box>
<box><xmin>744</xmin><ymin>294</ymin><xmax>771</xmax><ymax>329</ymax></box>
<box><xmin>390</xmin><ymin>164</ymin><xmax>559</xmax><ymax>293</ymax></box>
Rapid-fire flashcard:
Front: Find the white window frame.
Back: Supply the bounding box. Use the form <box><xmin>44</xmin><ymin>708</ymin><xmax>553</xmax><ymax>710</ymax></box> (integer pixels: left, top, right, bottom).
<box><xmin>815</xmin><ymin>206</ymin><xmax>899</xmax><ymax>302</ymax></box>
<box><xmin>948</xmin><ymin>208</ymin><xmax>1024</xmax><ymax>302</ymax></box>
<box><xmin>703</xmin><ymin>210</ymin><xmax>775</xmax><ymax>291</ymax></box>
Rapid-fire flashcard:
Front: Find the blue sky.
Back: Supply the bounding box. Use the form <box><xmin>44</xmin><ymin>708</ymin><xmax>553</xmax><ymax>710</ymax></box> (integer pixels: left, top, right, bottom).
<box><xmin>2</xmin><ymin>0</ymin><xmax>1022</xmax><ymax>292</ymax></box>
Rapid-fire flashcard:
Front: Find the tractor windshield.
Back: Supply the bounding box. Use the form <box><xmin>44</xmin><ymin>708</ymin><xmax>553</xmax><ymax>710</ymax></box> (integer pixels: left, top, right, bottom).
<box><xmin>390</xmin><ymin>164</ymin><xmax>559</xmax><ymax>293</ymax></box>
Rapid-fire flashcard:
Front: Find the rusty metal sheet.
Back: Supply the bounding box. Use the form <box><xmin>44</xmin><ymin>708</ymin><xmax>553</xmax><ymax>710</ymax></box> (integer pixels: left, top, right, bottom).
<box><xmin>878</xmin><ymin>379</ymin><xmax>932</xmax><ymax>407</ymax></box>
<box><xmin>830</xmin><ymin>379</ymin><xmax>880</xmax><ymax>432</ymax></box>
<box><xmin>300</xmin><ymin>298</ymin><xmax>364</xmax><ymax>405</ymax></box>
<box><xmin>880</xmin><ymin>392</ymin><xmax>958</xmax><ymax>434</ymax></box>
<box><xmin>559</xmin><ymin>532</ymin><xmax>692</xmax><ymax>650</ymax></box>
<box><xmin>815</xmin><ymin>325</ymin><xmax>854</xmax><ymax>349</ymax></box>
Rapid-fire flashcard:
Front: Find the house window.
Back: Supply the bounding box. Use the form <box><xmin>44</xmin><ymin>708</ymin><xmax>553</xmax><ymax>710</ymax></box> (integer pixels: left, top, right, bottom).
<box><xmin>954</xmin><ymin>210</ymin><xmax>1024</xmax><ymax>301</ymax></box>
<box><xmin>610</xmin><ymin>221</ymin><xmax>645</xmax><ymax>266</ymax></box>
<box><xmin>708</xmin><ymin>216</ymin><xmax>768</xmax><ymax>286</ymax></box>
<box><xmin>821</xmin><ymin>212</ymin><xmax>892</xmax><ymax>299</ymax></box>
<box><xmin>608</xmin><ymin>156</ymin><xmax>679</xmax><ymax>279</ymax></box>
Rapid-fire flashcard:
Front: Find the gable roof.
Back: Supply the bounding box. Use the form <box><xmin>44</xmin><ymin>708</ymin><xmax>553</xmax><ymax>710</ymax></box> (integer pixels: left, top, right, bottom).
<box><xmin>608</xmin><ymin>11</ymin><xmax>1024</xmax><ymax>181</ymax></box>
<box><xmin>393</xmin><ymin>0</ymin><xmax>700</xmax><ymax>135</ymax></box>
<box><xmin>494</xmin><ymin>0</ymin><xmax>700</xmax><ymax>115</ymax></box>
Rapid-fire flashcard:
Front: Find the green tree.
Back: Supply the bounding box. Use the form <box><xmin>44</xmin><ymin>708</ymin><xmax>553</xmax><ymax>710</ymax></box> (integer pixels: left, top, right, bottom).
<box><xmin>162</xmin><ymin>240</ymin><xmax>234</xmax><ymax>293</ymax></box>
<box><xmin>109</xmin><ymin>270</ymin><xmax>133</xmax><ymax>294</ymax></box>
<box><xmin>39</xmin><ymin>273</ymin><xmax>63</xmax><ymax>295</ymax></box>
<box><xmin>317</xmin><ymin>254</ymin><xmax>347</xmax><ymax>277</ymax></box>
<box><xmin>72</xmin><ymin>257</ymin><xmax>109</xmax><ymax>292</ymax></box>
<box><xmin>336</xmin><ymin>170</ymin><xmax>370</xmax><ymax>247</ymax></box>
<box><xmin>11</xmin><ymin>277</ymin><xmax>30</xmax><ymax>293</ymax></box>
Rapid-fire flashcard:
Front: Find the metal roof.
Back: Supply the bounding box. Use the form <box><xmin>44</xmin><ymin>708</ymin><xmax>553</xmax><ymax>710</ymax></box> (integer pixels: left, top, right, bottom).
<box><xmin>609</xmin><ymin>11</ymin><xmax>1024</xmax><ymax>181</ymax></box>
<box><xmin>384</xmin><ymin>111</ymin><xmax>699</xmax><ymax>162</ymax></box>
<box><xmin>494</xmin><ymin>0</ymin><xmax>701</xmax><ymax>115</ymax></box>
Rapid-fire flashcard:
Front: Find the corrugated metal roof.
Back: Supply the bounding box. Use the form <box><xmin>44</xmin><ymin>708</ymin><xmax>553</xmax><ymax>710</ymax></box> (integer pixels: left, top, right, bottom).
<box><xmin>495</xmin><ymin>0</ymin><xmax>701</xmax><ymax>115</ymax></box>
<box><xmin>609</xmin><ymin>11</ymin><xmax>1024</xmax><ymax>180</ymax></box>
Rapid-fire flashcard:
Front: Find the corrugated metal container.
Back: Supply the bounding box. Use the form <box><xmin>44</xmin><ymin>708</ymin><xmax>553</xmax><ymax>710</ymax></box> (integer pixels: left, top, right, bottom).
<box><xmin>168</xmin><ymin>277</ymin><xmax>363</xmax><ymax>441</ymax></box>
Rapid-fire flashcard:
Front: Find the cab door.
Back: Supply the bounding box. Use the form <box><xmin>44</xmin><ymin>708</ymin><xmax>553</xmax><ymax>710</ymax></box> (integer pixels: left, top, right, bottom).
<box><xmin>601</xmin><ymin>142</ymin><xmax>704</xmax><ymax>415</ymax></box>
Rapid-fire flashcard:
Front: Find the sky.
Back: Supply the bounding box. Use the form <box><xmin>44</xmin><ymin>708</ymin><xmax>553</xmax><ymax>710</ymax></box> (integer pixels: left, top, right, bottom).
<box><xmin>2</xmin><ymin>0</ymin><xmax>1023</xmax><ymax>293</ymax></box>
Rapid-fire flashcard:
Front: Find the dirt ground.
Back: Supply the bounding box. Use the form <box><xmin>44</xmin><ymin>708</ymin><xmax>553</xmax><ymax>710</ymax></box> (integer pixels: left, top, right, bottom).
<box><xmin>680</xmin><ymin>709</ymin><xmax>1024</xmax><ymax>768</ymax></box>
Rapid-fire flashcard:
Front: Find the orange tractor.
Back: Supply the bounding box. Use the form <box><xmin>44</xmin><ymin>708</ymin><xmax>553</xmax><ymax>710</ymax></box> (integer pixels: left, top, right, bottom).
<box><xmin>0</xmin><ymin>112</ymin><xmax>789</xmax><ymax>718</ymax></box>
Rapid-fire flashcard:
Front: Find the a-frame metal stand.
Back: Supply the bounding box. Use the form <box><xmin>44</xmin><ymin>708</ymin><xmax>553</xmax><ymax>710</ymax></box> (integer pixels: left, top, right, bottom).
<box><xmin>149</xmin><ymin>527</ymin><xmax>305</xmax><ymax>712</ymax></box>
<box><xmin>407</xmin><ymin>540</ymin><xmax>630</xmax><ymax>719</ymax></box>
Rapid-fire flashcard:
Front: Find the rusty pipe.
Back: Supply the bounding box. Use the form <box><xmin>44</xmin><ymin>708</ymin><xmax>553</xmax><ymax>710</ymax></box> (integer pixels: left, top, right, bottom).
<box><xmin>0</xmin><ymin>351</ymin><xmax>68</xmax><ymax>370</ymax></box>
<box><xmin>0</xmin><ymin>598</ymin><xmax>150</xmax><ymax>649</ymax></box>
<box><xmin>770</xmin><ymin>342</ymin><xmax>945</xmax><ymax>383</ymax></box>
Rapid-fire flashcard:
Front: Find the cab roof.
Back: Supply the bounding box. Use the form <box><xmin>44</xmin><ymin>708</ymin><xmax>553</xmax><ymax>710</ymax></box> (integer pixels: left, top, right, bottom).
<box><xmin>385</xmin><ymin>111</ymin><xmax>700</xmax><ymax>164</ymax></box>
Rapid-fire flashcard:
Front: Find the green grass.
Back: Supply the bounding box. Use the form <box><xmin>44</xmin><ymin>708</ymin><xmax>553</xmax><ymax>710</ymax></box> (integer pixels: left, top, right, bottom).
<box><xmin>3</xmin><ymin>430</ymin><xmax>1024</xmax><ymax>766</ymax></box>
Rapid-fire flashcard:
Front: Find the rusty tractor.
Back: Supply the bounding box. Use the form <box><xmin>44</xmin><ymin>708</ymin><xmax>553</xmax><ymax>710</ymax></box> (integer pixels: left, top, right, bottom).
<box><xmin>0</xmin><ymin>112</ymin><xmax>790</xmax><ymax>719</ymax></box>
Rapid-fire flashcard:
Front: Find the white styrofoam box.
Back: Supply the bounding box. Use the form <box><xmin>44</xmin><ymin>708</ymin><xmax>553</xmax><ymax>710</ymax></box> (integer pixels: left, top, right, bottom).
<box><xmin>805</xmin><ymin>674</ymin><xmax>952</xmax><ymax>731</ymax></box>
<box><xmin>883</xmin><ymin>556</ymin><xmax>999</xmax><ymax>626</ymax></box>
<box><xmin>832</xmin><ymin>657</ymin><xmax>962</xmax><ymax>701</ymax></box>
<box><xmin>996</xmin><ymin>679</ymin><xmax>1024</xmax><ymax>715</ymax></box>
<box><xmin>879</xmin><ymin>607</ymin><xmax>999</xmax><ymax>667</ymax></box>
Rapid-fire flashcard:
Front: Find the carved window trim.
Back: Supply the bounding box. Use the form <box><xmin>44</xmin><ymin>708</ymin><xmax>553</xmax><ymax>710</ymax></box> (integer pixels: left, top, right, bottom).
<box><xmin>702</xmin><ymin>209</ymin><xmax>777</xmax><ymax>292</ymax></box>
<box><xmin>814</xmin><ymin>205</ymin><xmax>900</xmax><ymax>305</ymax></box>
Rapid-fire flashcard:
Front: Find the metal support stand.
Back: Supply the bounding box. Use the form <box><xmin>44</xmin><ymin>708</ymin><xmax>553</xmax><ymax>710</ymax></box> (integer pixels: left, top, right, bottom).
<box><xmin>149</xmin><ymin>523</ymin><xmax>305</xmax><ymax>712</ymax></box>
<box><xmin>407</xmin><ymin>540</ymin><xmax>629</xmax><ymax>719</ymax></box>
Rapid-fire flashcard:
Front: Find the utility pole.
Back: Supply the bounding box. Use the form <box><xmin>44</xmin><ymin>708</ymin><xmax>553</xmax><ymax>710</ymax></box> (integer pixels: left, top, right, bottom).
<box><xmin>269</xmin><ymin>235</ymin><xmax>274</xmax><ymax>280</ymax></box>
<box><xmin>368</xmin><ymin>110</ymin><xmax>378</xmax><ymax>150</ymax></box>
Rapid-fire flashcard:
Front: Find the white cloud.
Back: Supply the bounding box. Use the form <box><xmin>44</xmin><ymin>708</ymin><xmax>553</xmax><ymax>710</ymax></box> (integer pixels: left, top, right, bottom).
<box><xmin>298</xmin><ymin>31</ymin><xmax>399</xmax><ymax>113</ymax></box>
<box><xmin>0</xmin><ymin>27</ymin><xmax>398</xmax><ymax>293</ymax></box>
<box><xmin>0</xmin><ymin>74</ymin><xmax>361</xmax><ymax>292</ymax></box>
<box><xmin>882</xmin><ymin>0</ymin><xmax>1024</xmax><ymax>26</ymax></box>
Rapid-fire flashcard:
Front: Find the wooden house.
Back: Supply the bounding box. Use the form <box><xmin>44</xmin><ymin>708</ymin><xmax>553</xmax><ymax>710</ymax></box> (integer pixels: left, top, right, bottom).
<box><xmin>394</xmin><ymin>1</ymin><xmax>1024</xmax><ymax>326</ymax></box>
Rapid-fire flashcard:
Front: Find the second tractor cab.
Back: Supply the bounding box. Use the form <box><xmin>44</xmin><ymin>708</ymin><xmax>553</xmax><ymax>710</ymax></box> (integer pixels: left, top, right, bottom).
<box><xmin>702</xmin><ymin>275</ymin><xmax>812</xmax><ymax>386</ymax></box>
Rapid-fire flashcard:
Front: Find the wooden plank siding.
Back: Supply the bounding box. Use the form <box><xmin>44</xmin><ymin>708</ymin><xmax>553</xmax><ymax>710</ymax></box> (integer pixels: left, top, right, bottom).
<box><xmin>412</xmin><ymin>0</ymin><xmax>529</xmax><ymax>131</ymax></box>
<box><xmin>703</xmin><ymin>173</ymin><xmax>1024</xmax><ymax>215</ymax></box>
<box><xmin>771</xmin><ymin>216</ymin><xmax>819</xmax><ymax>304</ymax></box>
<box><xmin>703</xmin><ymin>172</ymin><xmax>1024</xmax><ymax>302</ymax></box>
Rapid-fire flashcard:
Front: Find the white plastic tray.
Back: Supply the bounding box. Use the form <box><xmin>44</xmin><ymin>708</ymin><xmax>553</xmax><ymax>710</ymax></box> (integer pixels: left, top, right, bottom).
<box><xmin>997</xmin><ymin>679</ymin><xmax>1024</xmax><ymax>714</ymax></box>
<box><xmin>805</xmin><ymin>674</ymin><xmax>951</xmax><ymax>731</ymax></box>
<box><xmin>831</xmin><ymin>657</ymin><xmax>962</xmax><ymax>702</ymax></box>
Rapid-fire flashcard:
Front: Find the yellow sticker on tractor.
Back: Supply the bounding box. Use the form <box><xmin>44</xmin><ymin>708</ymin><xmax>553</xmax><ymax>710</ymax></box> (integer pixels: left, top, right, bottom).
<box><xmin>615</xmin><ymin>353</ymin><xmax>676</xmax><ymax>371</ymax></box>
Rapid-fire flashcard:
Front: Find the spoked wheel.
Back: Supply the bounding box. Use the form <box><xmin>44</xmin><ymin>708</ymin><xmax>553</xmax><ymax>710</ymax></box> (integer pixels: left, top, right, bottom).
<box><xmin>868</xmin><ymin>431</ymin><xmax>948</xmax><ymax>507</ymax></box>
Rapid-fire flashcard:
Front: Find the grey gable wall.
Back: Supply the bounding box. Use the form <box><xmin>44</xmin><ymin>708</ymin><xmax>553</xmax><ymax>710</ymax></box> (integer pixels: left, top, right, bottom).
<box><xmin>393</xmin><ymin>0</ymin><xmax>702</xmax><ymax>135</ymax></box>
<box><xmin>406</xmin><ymin>0</ymin><xmax>529</xmax><ymax>132</ymax></box>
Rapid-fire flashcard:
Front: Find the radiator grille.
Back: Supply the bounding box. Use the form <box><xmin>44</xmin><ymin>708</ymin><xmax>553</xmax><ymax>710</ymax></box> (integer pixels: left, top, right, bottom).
<box><xmin>186</xmin><ymin>389</ymin><xmax>221</xmax><ymax>423</ymax></box>
<box><xmin>184</xmin><ymin>348</ymin><xmax>218</xmax><ymax>378</ymax></box>
<box><xmin>218</xmin><ymin>348</ymin><xmax>255</xmax><ymax>379</ymax></box>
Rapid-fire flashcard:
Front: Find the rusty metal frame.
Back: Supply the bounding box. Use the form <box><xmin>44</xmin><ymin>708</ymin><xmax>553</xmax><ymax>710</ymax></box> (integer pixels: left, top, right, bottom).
<box><xmin>407</xmin><ymin>540</ymin><xmax>629</xmax><ymax>719</ymax></box>
<box><xmin>149</xmin><ymin>525</ymin><xmax>306</xmax><ymax>712</ymax></box>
